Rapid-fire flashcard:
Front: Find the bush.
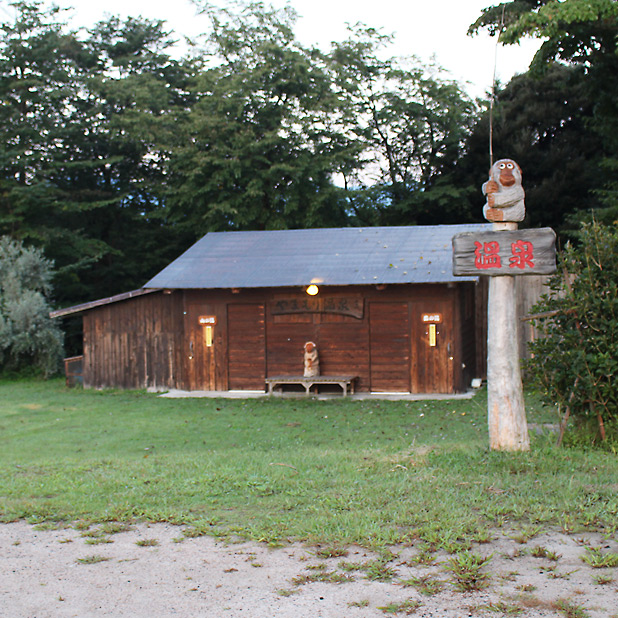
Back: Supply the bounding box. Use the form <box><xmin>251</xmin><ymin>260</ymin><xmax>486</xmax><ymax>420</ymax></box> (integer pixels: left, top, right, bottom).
<box><xmin>526</xmin><ymin>220</ymin><xmax>618</xmax><ymax>444</ymax></box>
<box><xmin>0</xmin><ymin>236</ymin><xmax>64</xmax><ymax>376</ymax></box>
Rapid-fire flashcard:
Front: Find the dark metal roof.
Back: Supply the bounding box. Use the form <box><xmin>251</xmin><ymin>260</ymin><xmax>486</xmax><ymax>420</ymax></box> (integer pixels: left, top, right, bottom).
<box><xmin>144</xmin><ymin>224</ymin><xmax>492</xmax><ymax>289</ymax></box>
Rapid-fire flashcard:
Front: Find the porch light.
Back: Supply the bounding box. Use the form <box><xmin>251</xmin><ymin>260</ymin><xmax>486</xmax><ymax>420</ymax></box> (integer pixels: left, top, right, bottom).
<box><xmin>306</xmin><ymin>284</ymin><xmax>319</xmax><ymax>296</ymax></box>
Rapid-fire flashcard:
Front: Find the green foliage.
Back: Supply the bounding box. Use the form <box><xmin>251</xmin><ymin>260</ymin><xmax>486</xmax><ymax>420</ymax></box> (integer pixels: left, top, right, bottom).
<box><xmin>469</xmin><ymin>0</ymin><xmax>618</xmax><ymax>68</ymax></box>
<box><xmin>443</xmin><ymin>551</ymin><xmax>492</xmax><ymax>592</ymax></box>
<box><xmin>165</xmin><ymin>2</ymin><xmax>349</xmax><ymax>233</ymax></box>
<box><xmin>328</xmin><ymin>26</ymin><xmax>478</xmax><ymax>226</ymax></box>
<box><xmin>3</xmin><ymin>0</ymin><xmax>616</xmax><ymax>335</ymax></box>
<box><xmin>0</xmin><ymin>1</ymin><xmax>192</xmax><ymax>310</ymax></box>
<box><xmin>469</xmin><ymin>1</ymin><xmax>618</xmax><ymax>233</ymax></box>
<box><xmin>526</xmin><ymin>220</ymin><xmax>618</xmax><ymax>441</ymax></box>
<box><xmin>0</xmin><ymin>236</ymin><xmax>63</xmax><ymax>375</ymax></box>
<box><xmin>581</xmin><ymin>546</ymin><xmax>618</xmax><ymax>568</ymax></box>
<box><xmin>377</xmin><ymin>598</ymin><xmax>422</xmax><ymax>615</ymax></box>
<box><xmin>0</xmin><ymin>0</ymin><xmax>481</xmax><ymax>316</ymax></box>
<box><xmin>456</xmin><ymin>64</ymin><xmax>604</xmax><ymax>234</ymax></box>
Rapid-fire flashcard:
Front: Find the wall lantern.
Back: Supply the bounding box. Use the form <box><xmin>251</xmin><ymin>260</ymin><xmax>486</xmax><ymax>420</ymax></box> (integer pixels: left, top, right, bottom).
<box><xmin>306</xmin><ymin>284</ymin><xmax>319</xmax><ymax>296</ymax></box>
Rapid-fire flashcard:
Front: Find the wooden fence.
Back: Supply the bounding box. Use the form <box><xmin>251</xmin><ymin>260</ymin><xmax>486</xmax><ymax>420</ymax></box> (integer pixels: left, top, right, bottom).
<box><xmin>516</xmin><ymin>274</ymin><xmax>552</xmax><ymax>361</ymax></box>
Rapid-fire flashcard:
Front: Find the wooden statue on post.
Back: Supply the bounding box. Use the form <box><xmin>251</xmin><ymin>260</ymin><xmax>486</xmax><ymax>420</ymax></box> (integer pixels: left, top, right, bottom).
<box><xmin>484</xmin><ymin>158</ymin><xmax>529</xmax><ymax>451</ymax></box>
<box><xmin>483</xmin><ymin>159</ymin><xmax>525</xmax><ymax>223</ymax></box>
<box><xmin>452</xmin><ymin>160</ymin><xmax>557</xmax><ymax>451</ymax></box>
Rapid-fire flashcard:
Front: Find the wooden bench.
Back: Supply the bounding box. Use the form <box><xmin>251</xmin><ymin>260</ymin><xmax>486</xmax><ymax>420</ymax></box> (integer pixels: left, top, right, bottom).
<box><xmin>265</xmin><ymin>375</ymin><xmax>357</xmax><ymax>397</ymax></box>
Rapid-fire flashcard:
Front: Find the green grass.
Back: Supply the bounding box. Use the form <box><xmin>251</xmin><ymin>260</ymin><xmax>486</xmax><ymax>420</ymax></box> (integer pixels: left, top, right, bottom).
<box><xmin>1</xmin><ymin>378</ymin><xmax>617</xmax><ymax>547</ymax></box>
<box><xmin>443</xmin><ymin>551</ymin><xmax>492</xmax><ymax>592</ymax></box>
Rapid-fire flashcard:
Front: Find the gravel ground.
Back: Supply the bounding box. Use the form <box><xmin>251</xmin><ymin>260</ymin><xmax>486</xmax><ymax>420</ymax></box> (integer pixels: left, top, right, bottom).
<box><xmin>1</xmin><ymin>522</ymin><xmax>617</xmax><ymax>617</ymax></box>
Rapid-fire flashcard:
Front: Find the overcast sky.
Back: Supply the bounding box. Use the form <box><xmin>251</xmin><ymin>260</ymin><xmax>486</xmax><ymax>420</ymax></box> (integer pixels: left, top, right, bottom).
<box><xmin>6</xmin><ymin>0</ymin><xmax>541</xmax><ymax>97</ymax></box>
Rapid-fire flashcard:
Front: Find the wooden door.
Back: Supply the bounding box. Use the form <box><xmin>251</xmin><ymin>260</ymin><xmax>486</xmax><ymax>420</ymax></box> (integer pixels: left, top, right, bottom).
<box><xmin>227</xmin><ymin>303</ymin><xmax>266</xmax><ymax>390</ymax></box>
<box><xmin>411</xmin><ymin>300</ymin><xmax>454</xmax><ymax>393</ymax></box>
<box><xmin>184</xmin><ymin>302</ymin><xmax>219</xmax><ymax>390</ymax></box>
<box><xmin>369</xmin><ymin>302</ymin><xmax>410</xmax><ymax>392</ymax></box>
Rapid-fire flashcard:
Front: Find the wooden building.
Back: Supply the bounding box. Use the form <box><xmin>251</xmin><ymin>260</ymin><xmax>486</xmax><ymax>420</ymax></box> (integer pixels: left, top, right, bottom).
<box><xmin>51</xmin><ymin>225</ymin><xmax>491</xmax><ymax>394</ymax></box>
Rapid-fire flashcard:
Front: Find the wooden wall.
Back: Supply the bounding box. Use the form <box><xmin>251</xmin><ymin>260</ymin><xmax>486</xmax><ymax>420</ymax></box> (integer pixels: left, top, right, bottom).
<box><xmin>81</xmin><ymin>283</ymin><xmax>484</xmax><ymax>394</ymax></box>
<box><xmin>83</xmin><ymin>291</ymin><xmax>184</xmax><ymax>390</ymax></box>
<box><xmin>516</xmin><ymin>275</ymin><xmax>551</xmax><ymax>361</ymax></box>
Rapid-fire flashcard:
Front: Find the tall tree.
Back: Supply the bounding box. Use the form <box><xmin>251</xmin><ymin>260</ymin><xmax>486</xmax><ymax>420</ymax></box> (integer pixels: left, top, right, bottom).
<box><xmin>52</xmin><ymin>15</ymin><xmax>194</xmax><ymax>303</ymax></box>
<box><xmin>165</xmin><ymin>1</ymin><xmax>350</xmax><ymax>234</ymax></box>
<box><xmin>469</xmin><ymin>0</ymin><xmax>618</xmax><ymax>224</ymax></box>
<box><xmin>0</xmin><ymin>1</ymin><xmax>95</xmax><ymax>244</ymax></box>
<box><xmin>328</xmin><ymin>26</ymin><xmax>478</xmax><ymax>226</ymax></box>
<box><xmin>0</xmin><ymin>3</ymin><xmax>192</xmax><ymax>306</ymax></box>
<box><xmin>455</xmin><ymin>64</ymin><xmax>604</xmax><ymax>233</ymax></box>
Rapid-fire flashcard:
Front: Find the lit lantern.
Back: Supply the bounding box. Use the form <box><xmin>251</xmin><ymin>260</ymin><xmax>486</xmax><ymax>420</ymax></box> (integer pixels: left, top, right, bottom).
<box><xmin>306</xmin><ymin>284</ymin><xmax>319</xmax><ymax>296</ymax></box>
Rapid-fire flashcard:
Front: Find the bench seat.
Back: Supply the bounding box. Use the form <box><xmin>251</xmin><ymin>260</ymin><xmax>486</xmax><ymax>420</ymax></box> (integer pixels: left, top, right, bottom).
<box><xmin>265</xmin><ymin>375</ymin><xmax>357</xmax><ymax>397</ymax></box>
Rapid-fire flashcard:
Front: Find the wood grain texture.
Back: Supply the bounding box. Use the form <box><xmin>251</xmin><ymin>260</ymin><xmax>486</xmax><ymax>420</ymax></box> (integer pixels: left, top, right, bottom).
<box><xmin>83</xmin><ymin>291</ymin><xmax>184</xmax><ymax>390</ymax></box>
<box><xmin>78</xmin><ymin>284</ymin><xmax>491</xmax><ymax>394</ymax></box>
<box><xmin>227</xmin><ymin>303</ymin><xmax>266</xmax><ymax>390</ymax></box>
<box><xmin>487</xmin><ymin>276</ymin><xmax>530</xmax><ymax>451</ymax></box>
<box><xmin>452</xmin><ymin>228</ymin><xmax>556</xmax><ymax>276</ymax></box>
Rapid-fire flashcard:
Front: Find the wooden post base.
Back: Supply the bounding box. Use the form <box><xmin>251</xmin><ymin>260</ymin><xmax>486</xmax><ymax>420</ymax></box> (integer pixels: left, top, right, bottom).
<box><xmin>487</xmin><ymin>274</ymin><xmax>530</xmax><ymax>451</ymax></box>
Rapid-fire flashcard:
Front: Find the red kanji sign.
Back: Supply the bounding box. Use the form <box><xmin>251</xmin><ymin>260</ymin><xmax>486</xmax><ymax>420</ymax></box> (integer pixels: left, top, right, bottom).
<box><xmin>509</xmin><ymin>240</ymin><xmax>534</xmax><ymax>270</ymax></box>
<box><xmin>452</xmin><ymin>228</ymin><xmax>556</xmax><ymax>277</ymax></box>
<box><xmin>474</xmin><ymin>241</ymin><xmax>501</xmax><ymax>269</ymax></box>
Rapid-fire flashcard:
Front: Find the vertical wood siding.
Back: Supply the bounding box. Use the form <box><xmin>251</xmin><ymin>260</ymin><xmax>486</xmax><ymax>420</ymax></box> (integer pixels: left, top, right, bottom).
<box><xmin>81</xmin><ymin>284</ymin><xmax>485</xmax><ymax>394</ymax></box>
<box><xmin>516</xmin><ymin>275</ymin><xmax>551</xmax><ymax>361</ymax></box>
<box><xmin>83</xmin><ymin>291</ymin><xmax>184</xmax><ymax>390</ymax></box>
<box><xmin>369</xmin><ymin>302</ymin><xmax>410</xmax><ymax>392</ymax></box>
<box><xmin>227</xmin><ymin>303</ymin><xmax>266</xmax><ymax>390</ymax></box>
<box><xmin>459</xmin><ymin>283</ymin><xmax>478</xmax><ymax>390</ymax></box>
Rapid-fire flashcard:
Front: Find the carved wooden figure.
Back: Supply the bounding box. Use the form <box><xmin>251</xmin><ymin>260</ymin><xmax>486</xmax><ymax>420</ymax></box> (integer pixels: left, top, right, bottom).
<box><xmin>482</xmin><ymin>157</ymin><xmax>530</xmax><ymax>451</ymax></box>
<box><xmin>303</xmin><ymin>341</ymin><xmax>320</xmax><ymax>377</ymax></box>
<box><xmin>483</xmin><ymin>159</ymin><xmax>525</xmax><ymax>223</ymax></box>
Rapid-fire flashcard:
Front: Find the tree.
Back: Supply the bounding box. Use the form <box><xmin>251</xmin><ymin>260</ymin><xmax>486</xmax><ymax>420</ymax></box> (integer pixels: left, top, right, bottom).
<box><xmin>51</xmin><ymin>14</ymin><xmax>194</xmax><ymax>303</ymax></box>
<box><xmin>527</xmin><ymin>220</ymin><xmax>618</xmax><ymax>445</ymax></box>
<box><xmin>0</xmin><ymin>3</ymin><xmax>192</xmax><ymax>307</ymax></box>
<box><xmin>165</xmin><ymin>1</ymin><xmax>350</xmax><ymax>234</ymax></box>
<box><xmin>328</xmin><ymin>26</ymin><xmax>479</xmax><ymax>226</ymax></box>
<box><xmin>0</xmin><ymin>1</ymin><xmax>95</xmax><ymax>244</ymax></box>
<box><xmin>469</xmin><ymin>0</ymin><xmax>618</xmax><ymax>68</ymax></box>
<box><xmin>469</xmin><ymin>0</ymin><xmax>618</xmax><ymax>225</ymax></box>
<box><xmin>455</xmin><ymin>64</ymin><xmax>605</xmax><ymax>234</ymax></box>
<box><xmin>0</xmin><ymin>236</ymin><xmax>63</xmax><ymax>376</ymax></box>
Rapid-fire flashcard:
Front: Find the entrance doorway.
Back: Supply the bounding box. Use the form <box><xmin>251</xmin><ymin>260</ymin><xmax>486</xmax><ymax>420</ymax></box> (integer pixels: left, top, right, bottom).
<box><xmin>369</xmin><ymin>302</ymin><xmax>410</xmax><ymax>392</ymax></box>
<box><xmin>185</xmin><ymin>302</ymin><xmax>218</xmax><ymax>390</ymax></box>
<box><xmin>410</xmin><ymin>300</ymin><xmax>454</xmax><ymax>393</ymax></box>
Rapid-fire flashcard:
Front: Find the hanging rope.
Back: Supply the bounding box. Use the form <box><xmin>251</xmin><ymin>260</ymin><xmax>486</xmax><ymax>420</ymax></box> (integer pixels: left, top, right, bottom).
<box><xmin>489</xmin><ymin>6</ymin><xmax>506</xmax><ymax>168</ymax></box>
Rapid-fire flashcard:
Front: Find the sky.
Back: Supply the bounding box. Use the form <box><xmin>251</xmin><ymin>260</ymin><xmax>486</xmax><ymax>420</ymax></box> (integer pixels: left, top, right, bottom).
<box><xmin>5</xmin><ymin>0</ymin><xmax>542</xmax><ymax>98</ymax></box>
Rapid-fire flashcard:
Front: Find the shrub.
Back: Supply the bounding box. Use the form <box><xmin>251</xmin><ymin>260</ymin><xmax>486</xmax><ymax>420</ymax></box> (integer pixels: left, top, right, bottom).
<box><xmin>526</xmin><ymin>220</ymin><xmax>618</xmax><ymax>444</ymax></box>
<box><xmin>0</xmin><ymin>236</ymin><xmax>63</xmax><ymax>376</ymax></box>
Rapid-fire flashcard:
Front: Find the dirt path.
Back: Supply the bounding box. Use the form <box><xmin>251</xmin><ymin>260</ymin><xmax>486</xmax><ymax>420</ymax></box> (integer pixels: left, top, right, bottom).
<box><xmin>1</xmin><ymin>522</ymin><xmax>616</xmax><ymax>617</ymax></box>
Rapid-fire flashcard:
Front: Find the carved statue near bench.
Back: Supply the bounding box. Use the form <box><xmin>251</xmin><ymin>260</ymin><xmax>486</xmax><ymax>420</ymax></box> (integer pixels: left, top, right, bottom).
<box><xmin>303</xmin><ymin>341</ymin><xmax>320</xmax><ymax>377</ymax></box>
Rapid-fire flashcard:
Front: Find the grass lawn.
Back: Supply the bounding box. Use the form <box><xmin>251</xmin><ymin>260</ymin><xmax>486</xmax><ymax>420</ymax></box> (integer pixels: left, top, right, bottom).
<box><xmin>1</xmin><ymin>378</ymin><xmax>616</xmax><ymax>548</ymax></box>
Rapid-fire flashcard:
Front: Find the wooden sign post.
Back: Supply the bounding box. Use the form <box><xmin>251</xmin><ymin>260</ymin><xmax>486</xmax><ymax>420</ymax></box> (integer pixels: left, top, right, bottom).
<box><xmin>452</xmin><ymin>159</ymin><xmax>556</xmax><ymax>451</ymax></box>
<box><xmin>486</xmin><ymin>258</ymin><xmax>526</xmax><ymax>450</ymax></box>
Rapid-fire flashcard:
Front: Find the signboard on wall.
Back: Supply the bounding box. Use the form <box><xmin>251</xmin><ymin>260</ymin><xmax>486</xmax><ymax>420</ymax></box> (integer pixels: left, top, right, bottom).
<box><xmin>452</xmin><ymin>228</ymin><xmax>556</xmax><ymax>277</ymax></box>
<box><xmin>271</xmin><ymin>297</ymin><xmax>364</xmax><ymax>319</ymax></box>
